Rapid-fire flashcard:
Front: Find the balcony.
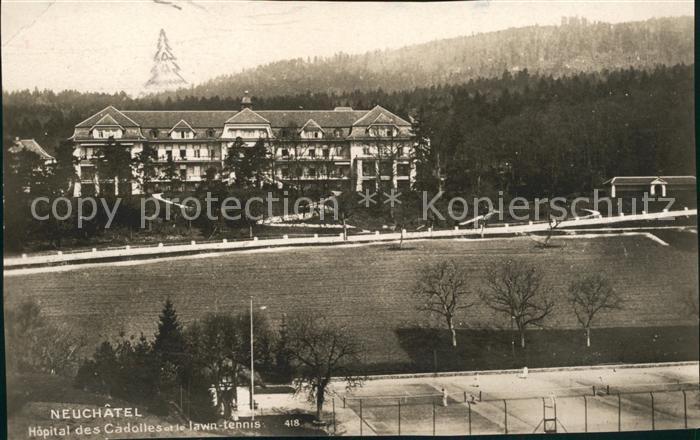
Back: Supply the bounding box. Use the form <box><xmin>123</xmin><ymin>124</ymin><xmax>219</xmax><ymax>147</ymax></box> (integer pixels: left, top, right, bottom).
<box><xmin>157</xmin><ymin>156</ymin><xmax>220</xmax><ymax>162</ymax></box>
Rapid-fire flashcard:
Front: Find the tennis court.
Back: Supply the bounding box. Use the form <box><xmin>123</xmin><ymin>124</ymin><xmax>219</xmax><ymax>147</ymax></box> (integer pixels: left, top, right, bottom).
<box><xmin>332</xmin><ymin>363</ymin><xmax>700</xmax><ymax>435</ymax></box>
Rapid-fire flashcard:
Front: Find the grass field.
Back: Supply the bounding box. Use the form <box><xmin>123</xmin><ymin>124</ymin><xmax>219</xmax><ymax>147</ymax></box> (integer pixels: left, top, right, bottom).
<box><xmin>3</xmin><ymin>233</ymin><xmax>698</xmax><ymax>370</ymax></box>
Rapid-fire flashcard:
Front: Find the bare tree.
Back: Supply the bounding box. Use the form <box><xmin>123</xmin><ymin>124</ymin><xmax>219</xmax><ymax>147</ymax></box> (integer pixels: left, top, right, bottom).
<box><xmin>413</xmin><ymin>260</ymin><xmax>476</xmax><ymax>347</ymax></box>
<box><xmin>483</xmin><ymin>259</ymin><xmax>554</xmax><ymax>348</ymax></box>
<box><xmin>568</xmin><ymin>274</ymin><xmax>622</xmax><ymax>347</ymax></box>
<box><xmin>285</xmin><ymin>313</ymin><xmax>364</xmax><ymax>422</ymax></box>
<box><xmin>528</xmin><ymin>216</ymin><xmax>562</xmax><ymax>248</ymax></box>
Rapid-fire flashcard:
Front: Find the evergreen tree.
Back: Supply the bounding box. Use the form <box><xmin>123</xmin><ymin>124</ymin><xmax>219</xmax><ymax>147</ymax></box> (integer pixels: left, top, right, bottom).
<box><xmin>94</xmin><ymin>137</ymin><xmax>133</xmax><ymax>196</ymax></box>
<box><xmin>134</xmin><ymin>141</ymin><xmax>159</xmax><ymax>194</ymax></box>
<box><xmin>153</xmin><ymin>299</ymin><xmax>186</xmax><ymax>368</ymax></box>
<box><xmin>144</xmin><ymin>29</ymin><xmax>187</xmax><ymax>91</ymax></box>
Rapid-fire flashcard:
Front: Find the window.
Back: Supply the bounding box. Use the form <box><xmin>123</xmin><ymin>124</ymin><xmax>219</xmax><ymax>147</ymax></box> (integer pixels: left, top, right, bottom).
<box><xmin>179</xmin><ymin>169</ymin><xmax>187</xmax><ymax>180</ymax></box>
<box><xmin>398</xmin><ymin>163</ymin><xmax>411</xmax><ymax>176</ymax></box>
<box><xmin>165</xmin><ymin>150</ymin><xmax>173</xmax><ymax>161</ymax></box>
<box><xmin>180</xmin><ymin>149</ymin><xmax>186</xmax><ymax>159</ymax></box>
<box><xmin>281</xmin><ymin>167</ymin><xmax>289</xmax><ymax>179</ymax></box>
<box><xmin>380</xmin><ymin>161</ymin><xmax>392</xmax><ymax>176</ymax></box>
<box><xmin>308</xmin><ymin>149</ymin><xmax>316</xmax><ymax>158</ymax></box>
<box><xmin>314</xmin><ymin>131</ymin><xmax>320</xmax><ymax>139</ymax></box>
<box><xmin>150</xmin><ymin>129</ymin><xmax>159</xmax><ymax>138</ymax></box>
<box><xmin>308</xmin><ymin>167</ymin><xmax>316</xmax><ymax>178</ymax></box>
<box><xmin>281</xmin><ymin>149</ymin><xmax>289</xmax><ymax>158</ymax></box>
<box><xmin>397</xmin><ymin>147</ymin><xmax>404</xmax><ymax>157</ymax></box>
<box><xmin>362</xmin><ymin>160</ymin><xmax>375</xmax><ymax>175</ymax></box>
<box><xmin>363</xmin><ymin>146</ymin><xmax>371</xmax><ymax>155</ymax></box>
<box><xmin>194</xmin><ymin>149</ymin><xmax>201</xmax><ymax>158</ymax></box>
<box><xmin>207</xmin><ymin>129</ymin><xmax>215</xmax><ymax>138</ymax></box>
<box><xmin>80</xmin><ymin>166</ymin><xmax>95</xmax><ymax>181</ymax></box>
<box><xmin>334</xmin><ymin>129</ymin><xmax>342</xmax><ymax>138</ymax></box>
<box><xmin>180</xmin><ymin>131</ymin><xmax>186</xmax><ymax>139</ymax></box>
<box><xmin>323</xmin><ymin>148</ymin><xmax>330</xmax><ymax>159</ymax></box>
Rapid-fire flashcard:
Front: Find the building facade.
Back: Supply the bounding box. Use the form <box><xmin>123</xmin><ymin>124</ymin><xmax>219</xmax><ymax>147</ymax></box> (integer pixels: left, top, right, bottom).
<box><xmin>70</xmin><ymin>95</ymin><xmax>415</xmax><ymax>196</ymax></box>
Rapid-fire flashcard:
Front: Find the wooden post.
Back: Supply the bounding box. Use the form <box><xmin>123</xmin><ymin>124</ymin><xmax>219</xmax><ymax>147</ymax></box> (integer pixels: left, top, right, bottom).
<box><xmin>650</xmin><ymin>392</ymin><xmax>655</xmax><ymax>431</ymax></box>
<box><xmin>583</xmin><ymin>395</ymin><xmax>588</xmax><ymax>432</ymax></box>
<box><xmin>332</xmin><ymin>398</ymin><xmax>336</xmax><ymax>436</ymax></box>
<box><xmin>432</xmin><ymin>400</ymin><xmax>436</xmax><ymax>436</ymax></box>
<box><xmin>683</xmin><ymin>390</ymin><xmax>688</xmax><ymax>429</ymax></box>
<box><xmin>504</xmin><ymin>400</ymin><xmax>508</xmax><ymax>434</ymax></box>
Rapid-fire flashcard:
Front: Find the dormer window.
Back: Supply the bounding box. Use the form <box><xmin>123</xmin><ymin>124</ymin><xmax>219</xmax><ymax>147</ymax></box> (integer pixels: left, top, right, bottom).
<box><xmin>169</xmin><ymin>119</ymin><xmax>195</xmax><ymax>140</ymax></box>
<box><xmin>90</xmin><ymin>114</ymin><xmax>124</xmax><ymax>139</ymax></box>
<box><xmin>206</xmin><ymin>128</ymin><xmax>216</xmax><ymax>138</ymax></box>
<box><xmin>92</xmin><ymin>128</ymin><xmax>123</xmax><ymax>139</ymax></box>
<box><xmin>150</xmin><ymin>129</ymin><xmax>159</xmax><ymax>138</ymax></box>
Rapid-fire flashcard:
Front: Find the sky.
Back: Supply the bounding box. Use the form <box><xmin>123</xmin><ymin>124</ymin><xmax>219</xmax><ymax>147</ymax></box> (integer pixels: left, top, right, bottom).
<box><xmin>1</xmin><ymin>0</ymin><xmax>694</xmax><ymax>95</ymax></box>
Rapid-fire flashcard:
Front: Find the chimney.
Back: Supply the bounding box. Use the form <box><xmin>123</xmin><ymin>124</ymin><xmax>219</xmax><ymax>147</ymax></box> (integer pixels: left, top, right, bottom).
<box><xmin>241</xmin><ymin>90</ymin><xmax>252</xmax><ymax>110</ymax></box>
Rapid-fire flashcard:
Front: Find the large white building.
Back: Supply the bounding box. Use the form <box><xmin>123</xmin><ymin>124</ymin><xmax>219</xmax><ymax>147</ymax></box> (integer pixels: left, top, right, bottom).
<box><xmin>70</xmin><ymin>94</ymin><xmax>415</xmax><ymax>196</ymax></box>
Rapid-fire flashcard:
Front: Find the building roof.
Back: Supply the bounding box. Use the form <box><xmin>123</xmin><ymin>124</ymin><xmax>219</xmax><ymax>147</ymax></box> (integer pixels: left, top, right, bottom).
<box><xmin>72</xmin><ymin>105</ymin><xmax>412</xmax><ymax>142</ymax></box>
<box><xmin>300</xmin><ymin>119</ymin><xmax>324</xmax><ymax>132</ymax></box>
<box><xmin>604</xmin><ymin>176</ymin><xmax>697</xmax><ymax>186</ymax></box>
<box><xmin>169</xmin><ymin>119</ymin><xmax>195</xmax><ymax>133</ymax></box>
<box><xmin>78</xmin><ymin>106</ymin><xmax>409</xmax><ymax>130</ymax></box>
<box><xmin>76</xmin><ymin>106</ymin><xmax>140</xmax><ymax>128</ymax></box>
<box><xmin>353</xmin><ymin>105</ymin><xmax>411</xmax><ymax>127</ymax></box>
<box><xmin>225</xmin><ymin>108</ymin><xmax>271</xmax><ymax>125</ymax></box>
<box><xmin>92</xmin><ymin>114</ymin><xmax>124</xmax><ymax>128</ymax></box>
<box><xmin>10</xmin><ymin>138</ymin><xmax>54</xmax><ymax>161</ymax></box>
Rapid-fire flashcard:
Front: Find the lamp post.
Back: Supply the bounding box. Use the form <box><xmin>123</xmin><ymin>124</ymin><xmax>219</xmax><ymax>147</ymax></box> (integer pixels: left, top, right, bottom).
<box><xmin>250</xmin><ymin>298</ymin><xmax>267</xmax><ymax>421</ymax></box>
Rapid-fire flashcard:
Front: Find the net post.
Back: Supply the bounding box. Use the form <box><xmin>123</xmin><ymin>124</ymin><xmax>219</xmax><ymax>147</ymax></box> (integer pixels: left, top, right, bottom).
<box><xmin>683</xmin><ymin>389</ymin><xmax>688</xmax><ymax>429</ymax></box>
<box><xmin>359</xmin><ymin>399</ymin><xmax>363</xmax><ymax>436</ymax></box>
<box><xmin>583</xmin><ymin>395</ymin><xmax>588</xmax><ymax>433</ymax></box>
<box><xmin>398</xmin><ymin>398</ymin><xmax>401</xmax><ymax>435</ymax></box>
<box><xmin>618</xmin><ymin>394</ymin><xmax>621</xmax><ymax>431</ymax></box>
<box><xmin>650</xmin><ymin>392</ymin><xmax>655</xmax><ymax>431</ymax></box>
<box><xmin>467</xmin><ymin>401</ymin><xmax>472</xmax><ymax>435</ymax></box>
<box><xmin>343</xmin><ymin>396</ymin><xmax>346</xmax><ymax>408</ymax></box>
<box><xmin>504</xmin><ymin>399</ymin><xmax>508</xmax><ymax>434</ymax></box>
<box><xmin>464</xmin><ymin>391</ymin><xmax>467</xmax><ymax>402</ymax></box>
<box><xmin>432</xmin><ymin>400</ymin><xmax>436</xmax><ymax>436</ymax></box>
<box><xmin>332</xmin><ymin>397</ymin><xmax>336</xmax><ymax>435</ymax></box>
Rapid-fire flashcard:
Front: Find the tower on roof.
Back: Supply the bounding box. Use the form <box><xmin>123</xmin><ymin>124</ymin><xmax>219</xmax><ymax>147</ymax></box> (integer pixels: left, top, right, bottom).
<box><xmin>241</xmin><ymin>91</ymin><xmax>252</xmax><ymax>110</ymax></box>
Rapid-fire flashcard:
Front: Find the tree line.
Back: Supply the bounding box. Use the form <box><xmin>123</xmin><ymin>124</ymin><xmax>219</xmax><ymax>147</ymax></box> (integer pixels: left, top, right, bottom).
<box><xmin>414</xmin><ymin>258</ymin><xmax>623</xmax><ymax>349</ymax></box>
<box><xmin>6</xmin><ymin>299</ymin><xmax>364</xmax><ymax>423</ymax></box>
<box><xmin>155</xmin><ymin>16</ymin><xmax>692</xmax><ymax>99</ymax></box>
<box><xmin>4</xmin><ymin>64</ymin><xmax>693</xmax><ymax>199</ymax></box>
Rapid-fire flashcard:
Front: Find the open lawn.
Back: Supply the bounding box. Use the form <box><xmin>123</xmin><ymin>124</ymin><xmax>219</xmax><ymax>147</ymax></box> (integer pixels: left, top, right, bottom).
<box><xmin>4</xmin><ymin>233</ymin><xmax>698</xmax><ymax>371</ymax></box>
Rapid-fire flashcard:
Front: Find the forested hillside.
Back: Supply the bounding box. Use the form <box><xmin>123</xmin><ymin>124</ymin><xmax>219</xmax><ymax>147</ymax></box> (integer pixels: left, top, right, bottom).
<box><xmin>3</xmin><ymin>64</ymin><xmax>694</xmax><ymax>199</ymax></box>
<box><xmin>157</xmin><ymin>16</ymin><xmax>693</xmax><ymax>99</ymax></box>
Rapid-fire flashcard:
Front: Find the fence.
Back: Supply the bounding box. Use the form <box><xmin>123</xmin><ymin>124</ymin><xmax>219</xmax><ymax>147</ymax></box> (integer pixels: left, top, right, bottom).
<box><xmin>339</xmin><ymin>383</ymin><xmax>700</xmax><ymax>436</ymax></box>
<box><xmin>5</xmin><ymin>208</ymin><xmax>696</xmax><ymax>269</ymax></box>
